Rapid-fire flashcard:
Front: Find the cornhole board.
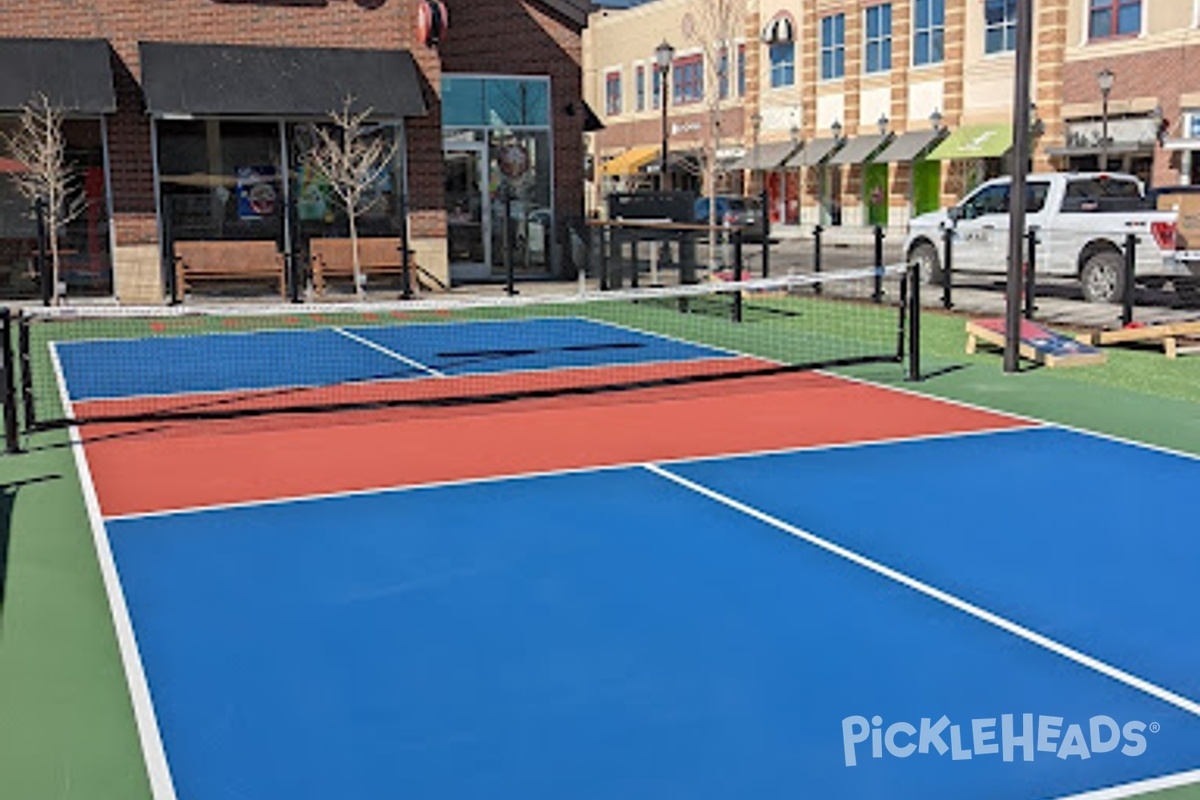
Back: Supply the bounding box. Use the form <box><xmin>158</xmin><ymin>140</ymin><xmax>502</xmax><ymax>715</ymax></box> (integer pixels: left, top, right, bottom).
<box><xmin>1090</xmin><ymin>320</ymin><xmax>1200</xmax><ymax>359</ymax></box>
<box><xmin>965</xmin><ymin>318</ymin><xmax>1107</xmax><ymax>368</ymax></box>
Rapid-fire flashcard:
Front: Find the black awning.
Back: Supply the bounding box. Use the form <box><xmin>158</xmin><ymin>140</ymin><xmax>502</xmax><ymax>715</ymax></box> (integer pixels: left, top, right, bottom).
<box><xmin>0</xmin><ymin>38</ymin><xmax>116</xmax><ymax>114</ymax></box>
<box><xmin>139</xmin><ymin>42</ymin><xmax>428</xmax><ymax>118</ymax></box>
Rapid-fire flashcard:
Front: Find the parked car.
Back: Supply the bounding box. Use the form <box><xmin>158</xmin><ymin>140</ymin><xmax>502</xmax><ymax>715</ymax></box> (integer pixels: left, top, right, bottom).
<box><xmin>694</xmin><ymin>195</ymin><xmax>766</xmax><ymax>241</ymax></box>
<box><xmin>904</xmin><ymin>172</ymin><xmax>1193</xmax><ymax>303</ymax></box>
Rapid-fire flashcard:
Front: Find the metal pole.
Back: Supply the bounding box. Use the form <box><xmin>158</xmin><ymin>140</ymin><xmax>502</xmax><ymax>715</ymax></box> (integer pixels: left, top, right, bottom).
<box><xmin>941</xmin><ymin>225</ymin><xmax>954</xmax><ymax>309</ymax></box>
<box><xmin>907</xmin><ymin>261</ymin><xmax>922</xmax><ymax>382</ymax></box>
<box><xmin>1004</xmin><ymin>0</ymin><xmax>1035</xmax><ymax>373</ymax></box>
<box><xmin>813</xmin><ymin>224</ymin><xmax>823</xmax><ymax>295</ymax></box>
<box><xmin>399</xmin><ymin>191</ymin><xmax>414</xmax><ymax>300</ymax></box>
<box><xmin>1024</xmin><ymin>226</ymin><xmax>1038</xmax><ymax>319</ymax></box>
<box><xmin>872</xmin><ymin>225</ymin><xmax>884</xmax><ymax>303</ymax></box>
<box><xmin>504</xmin><ymin>188</ymin><xmax>516</xmax><ymax>296</ymax></box>
<box><xmin>732</xmin><ymin>227</ymin><xmax>744</xmax><ymax>323</ymax></box>
<box><xmin>1101</xmin><ymin>93</ymin><xmax>1110</xmax><ymax>172</ymax></box>
<box><xmin>35</xmin><ymin>198</ymin><xmax>50</xmax><ymax>307</ymax></box>
<box><xmin>18</xmin><ymin>314</ymin><xmax>34</xmax><ymax>432</ymax></box>
<box><xmin>1</xmin><ymin>309</ymin><xmax>20</xmax><ymax>454</ymax></box>
<box><xmin>660</xmin><ymin>69</ymin><xmax>670</xmax><ymax>193</ymax></box>
<box><xmin>1122</xmin><ymin>233</ymin><xmax>1137</xmax><ymax>327</ymax></box>
<box><xmin>760</xmin><ymin>186</ymin><xmax>770</xmax><ymax>278</ymax></box>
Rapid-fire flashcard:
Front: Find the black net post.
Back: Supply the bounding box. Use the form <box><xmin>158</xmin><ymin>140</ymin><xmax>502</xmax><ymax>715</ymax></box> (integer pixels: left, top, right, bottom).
<box><xmin>1122</xmin><ymin>233</ymin><xmax>1137</xmax><ymax>327</ymax></box>
<box><xmin>18</xmin><ymin>314</ymin><xmax>34</xmax><ymax>432</ymax></box>
<box><xmin>599</xmin><ymin>224</ymin><xmax>610</xmax><ymax>290</ymax></box>
<box><xmin>1023</xmin><ymin>225</ymin><xmax>1038</xmax><ymax>320</ymax></box>
<box><xmin>35</xmin><ymin>198</ymin><xmax>51</xmax><ymax>307</ymax></box>
<box><xmin>813</xmin><ymin>224</ymin><xmax>823</xmax><ymax>295</ymax></box>
<box><xmin>760</xmin><ymin>187</ymin><xmax>771</xmax><ymax>278</ymax></box>
<box><xmin>629</xmin><ymin>233</ymin><xmax>640</xmax><ymax>289</ymax></box>
<box><xmin>162</xmin><ymin>195</ymin><xmax>179</xmax><ymax>304</ymax></box>
<box><xmin>732</xmin><ymin>227</ymin><xmax>744</xmax><ymax>323</ymax></box>
<box><xmin>941</xmin><ymin>225</ymin><xmax>954</xmax><ymax>310</ymax></box>
<box><xmin>907</xmin><ymin>261</ymin><xmax>922</xmax><ymax>382</ymax></box>
<box><xmin>872</xmin><ymin>225</ymin><xmax>884</xmax><ymax>303</ymax></box>
<box><xmin>0</xmin><ymin>309</ymin><xmax>20</xmax><ymax>454</ymax></box>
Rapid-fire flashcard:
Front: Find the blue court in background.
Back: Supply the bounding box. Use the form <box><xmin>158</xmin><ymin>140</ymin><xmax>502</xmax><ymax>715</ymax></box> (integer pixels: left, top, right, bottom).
<box><xmin>105</xmin><ymin>426</ymin><xmax>1200</xmax><ymax>800</ymax></box>
<box><xmin>55</xmin><ymin>317</ymin><xmax>733</xmax><ymax>401</ymax></box>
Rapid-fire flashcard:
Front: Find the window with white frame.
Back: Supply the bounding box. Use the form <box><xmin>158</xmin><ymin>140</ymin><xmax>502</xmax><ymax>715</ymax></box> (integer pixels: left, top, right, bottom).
<box><xmin>636</xmin><ymin>65</ymin><xmax>646</xmax><ymax>111</ymax></box>
<box><xmin>821</xmin><ymin>13</ymin><xmax>846</xmax><ymax>80</ymax></box>
<box><xmin>770</xmin><ymin>42</ymin><xmax>796</xmax><ymax>87</ymax></box>
<box><xmin>985</xmin><ymin>0</ymin><xmax>1017</xmax><ymax>53</ymax></box>
<box><xmin>718</xmin><ymin>48</ymin><xmax>731</xmax><ymax>99</ymax></box>
<box><xmin>674</xmin><ymin>55</ymin><xmax>704</xmax><ymax>105</ymax></box>
<box><xmin>652</xmin><ymin>68</ymin><xmax>661</xmax><ymax>110</ymax></box>
<box><xmin>605</xmin><ymin>70</ymin><xmax>622</xmax><ymax>116</ymax></box>
<box><xmin>865</xmin><ymin>4</ymin><xmax>892</xmax><ymax>74</ymax></box>
<box><xmin>737</xmin><ymin>44</ymin><xmax>746</xmax><ymax>97</ymax></box>
<box><xmin>913</xmin><ymin>0</ymin><xmax>945</xmax><ymax>66</ymax></box>
<box><xmin>1088</xmin><ymin>0</ymin><xmax>1140</xmax><ymax>40</ymax></box>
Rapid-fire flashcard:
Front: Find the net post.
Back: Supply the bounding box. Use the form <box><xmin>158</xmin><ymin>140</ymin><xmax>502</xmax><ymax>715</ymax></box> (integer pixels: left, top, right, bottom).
<box><xmin>1024</xmin><ymin>225</ymin><xmax>1038</xmax><ymax>320</ymax></box>
<box><xmin>1122</xmin><ymin>233</ymin><xmax>1136</xmax><ymax>327</ymax></box>
<box><xmin>399</xmin><ymin>190</ymin><xmax>414</xmax><ymax>300</ymax></box>
<box><xmin>907</xmin><ymin>261</ymin><xmax>922</xmax><ymax>382</ymax></box>
<box><xmin>18</xmin><ymin>313</ymin><xmax>34</xmax><ymax>432</ymax></box>
<box><xmin>872</xmin><ymin>225</ymin><xmax>884</xmax><ymax>303</ymax></box>
<box><xmin>732</xmin><ymin>227</ymin><xmax>744</xmax><ymax>323</ymax></box>
<box><xmin>941</xmin><ymin>225</ymin><xmax>954</xmax><ymax>310</ymax></box>
<box><xmin>504</xmin><ymin>190</ymin><xmax>517</xmax><ymax>296</ymax></box>
<box><xmin>630</xmin><ymin>232</ymin><xmax>640</xmax><ymax>289</ymax></box>
<box><xmin>813</xmin><ymin>224</ymin><xmax>823</xmax><ymax>295</ymax></box>
<box><xmin>1</xmin><ymin>309</ymin><xmax>21</xmax><ymax>454</ymax></box>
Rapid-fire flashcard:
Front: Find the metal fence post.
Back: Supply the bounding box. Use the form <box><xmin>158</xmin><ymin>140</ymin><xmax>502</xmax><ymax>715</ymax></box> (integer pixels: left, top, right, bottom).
<box><xmin>1024</xmin><ymin>225</ymin><xmax>1038</xmax><ymax>320</ymax></box>
<box><xmin>1122</xmin><ymin>233</ymin><xmax>1137</xmax><ymax>327</ymax></box>
<box><xmin>760</xmin><ymin>186</ymin><xmax>770</xmax><ymax>278</ymax></box>
<box><xmin>504</xmin><ymin>190</ymin><xmax>517</xmax><ymax>296</ymax></box>
<box><xmin>399</xmin><ymin>191</ymin><xmax>414</xmax><ymax>300</ymax></box>
<box><xmin>941</xmin><ymin>225</ymin><xmax>954</xmax><ymax>310</ymax></box>
<box><xmin>35</xmin><ymin>198</ymin><xmax>51</xmax><ymax>307</ymax></box>
<box><xmin>813</xmin><ymin>224</ymin><xmax>823</xmax><ymax>295</ymax></box>
<box><xmin>732</xmin><ymin>227</ymin><xmax>744</xmax><ymax>323</ymax></box>
<box><xmin>0</xmin><ymin>309</ymin><xmax>20</xmax><ymax>454</ymax></box>
<box><xmin>908</xmin><ymin>261</ymin><xmax>922</xmax><ymax>382</ymax></box>
<box><xmin>873</xmin><ymin>224</ymin><xmax>884</xmax><ymax>303</ymax></box>
<box><xmin>18</xmin><ymin>314</ymin><xmax>34</xmax><ymax>432</ymax></box>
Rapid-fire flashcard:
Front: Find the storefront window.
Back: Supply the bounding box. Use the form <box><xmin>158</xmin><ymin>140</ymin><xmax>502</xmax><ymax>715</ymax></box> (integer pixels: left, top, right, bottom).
<box><xmin>0</xmin><ymin>118</ymin><xmax>111</xmax><ymax>299</ymax></box>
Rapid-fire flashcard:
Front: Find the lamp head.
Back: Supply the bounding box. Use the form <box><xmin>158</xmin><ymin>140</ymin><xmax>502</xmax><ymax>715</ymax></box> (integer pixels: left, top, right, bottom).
<box><xmin>877</xmin><ymin>113</ymin><xmax>889</xmax><ymax>136</ymax></box>
<box><xmin>655</xmin><ymin>40</ymin><xmax>675</xmax><ymax>71</ymax></box>
<box><xmin>929</xmin><ymin>108</ymin><xmax>943</xmax><ymax>131</ymax></box>
<box><xmin>1097</xmin><ymin>67</ymin><xmax>1115</xmax><ymax>95</ymax></box>
<box><xmin>831</xmin><ymin>119</ymin><xmax>843</xmax><ymax>139</ymax></box>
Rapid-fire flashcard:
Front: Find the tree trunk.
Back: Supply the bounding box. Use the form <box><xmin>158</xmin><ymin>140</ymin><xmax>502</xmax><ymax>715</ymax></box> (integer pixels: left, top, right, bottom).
<box><xmin>349</xmin><ymin>211</ymin><xmax>363</xmax><ymax>298</ymax></box>
<box><xmin>48</xmin><ymin>210</ymin><xmax>61</xmax><ymax>305</ymax></box>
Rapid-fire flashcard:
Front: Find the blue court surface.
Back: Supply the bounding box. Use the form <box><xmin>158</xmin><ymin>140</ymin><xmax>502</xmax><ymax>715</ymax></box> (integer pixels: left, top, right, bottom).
<box><xmin>55</xmin><ymin>317</ymin><xmax>731</xmax><ymax>400</ymax></box>
<box><xmin>104</xmin><ymin>427</ymin><xmax>1200</xmax><ymax>800</ymax></box>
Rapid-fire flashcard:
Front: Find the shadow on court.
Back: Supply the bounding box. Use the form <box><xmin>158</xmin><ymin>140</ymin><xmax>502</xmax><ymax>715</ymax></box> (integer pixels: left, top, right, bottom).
<box><xmin>0</xmin><ymin>474</ymin><xmax>62</xmax><ymax>627</ymax></box>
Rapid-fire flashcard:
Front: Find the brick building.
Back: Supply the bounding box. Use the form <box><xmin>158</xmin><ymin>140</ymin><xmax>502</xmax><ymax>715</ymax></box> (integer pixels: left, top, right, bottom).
<box><xmin>0</xmin><ymin>0</ymin><xmax>588</xmax><ymax>303</ymax></box>
<box><xmin>585</xmin><ymin>0</ymin><xmax>1200</xmax><ymax>237</ymax></box>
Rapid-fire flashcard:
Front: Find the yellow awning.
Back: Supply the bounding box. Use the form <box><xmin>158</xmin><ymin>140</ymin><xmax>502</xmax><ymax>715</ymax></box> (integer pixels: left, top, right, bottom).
<box><xmin>600</xmin><ymin>145</ymin><xmax>661</xmax><ymax>177</ymax></box>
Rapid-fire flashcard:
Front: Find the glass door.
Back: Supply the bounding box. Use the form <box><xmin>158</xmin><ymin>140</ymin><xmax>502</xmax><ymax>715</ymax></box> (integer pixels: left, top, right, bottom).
<box><xmin>444</xmin><ymin>144</ymin><xmax>490</xmax><ymax>282</ymax></box>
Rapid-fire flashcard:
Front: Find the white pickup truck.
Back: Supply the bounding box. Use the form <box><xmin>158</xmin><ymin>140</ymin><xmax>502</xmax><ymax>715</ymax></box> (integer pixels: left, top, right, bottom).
<box><xmin>904</xmin><ymin>172</ymin><xmax>1197</xmax><ymax>304</ymax></box>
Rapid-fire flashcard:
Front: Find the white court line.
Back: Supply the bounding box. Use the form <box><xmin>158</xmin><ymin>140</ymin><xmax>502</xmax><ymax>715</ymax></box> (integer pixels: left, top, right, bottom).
<box><xmin>643</xmin><ymin>461</ymin><xmax>1200</xmax><ymax>720</ymax></box>
<box><xmin>332</xmin><ymin>327</ymin><xmax>446</xmax><ymax>377</ymax></box>
<box><xmin>48</xmin><ymin>344</ymin><xmax>178</xmax><ymax>800</ymax></box>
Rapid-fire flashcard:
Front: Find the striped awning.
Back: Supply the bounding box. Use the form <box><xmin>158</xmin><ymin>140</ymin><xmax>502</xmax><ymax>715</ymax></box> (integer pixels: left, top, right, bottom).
<box><xmin>762</xmin><ymin>12</ymin><xmax>796</xmax><ymax>44</ymax></box>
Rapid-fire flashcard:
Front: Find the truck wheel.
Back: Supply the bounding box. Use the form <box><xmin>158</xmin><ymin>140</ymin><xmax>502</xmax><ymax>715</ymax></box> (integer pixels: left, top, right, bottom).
<box><xmin>1080</xmin><ymin>251</ymin><xmax>1125</xmax><ymax>303</ymax></box>
<box><xmin>909</xmin><ymin>241</ymin><xmax>943</xmax><ymax>285</ymax></box>
<box><xmin>1177</xmin><ymin>278</ymin><xmax>1200</xmax><ymax>307</ymax></box>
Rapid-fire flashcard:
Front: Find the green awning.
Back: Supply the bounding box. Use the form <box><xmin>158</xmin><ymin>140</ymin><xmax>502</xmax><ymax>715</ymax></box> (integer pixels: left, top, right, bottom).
<box><xmin>927</xmin><ymin>124</ymin><xmax>1012</xmax><ymax>160</ymax></box>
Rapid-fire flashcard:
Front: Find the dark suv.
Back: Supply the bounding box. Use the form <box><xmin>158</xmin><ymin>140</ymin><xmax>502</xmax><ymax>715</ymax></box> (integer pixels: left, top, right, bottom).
<box><xmin>694</xmin><ymin>195</ymin><xmax>765</xmax><ymax>241</ymax></box>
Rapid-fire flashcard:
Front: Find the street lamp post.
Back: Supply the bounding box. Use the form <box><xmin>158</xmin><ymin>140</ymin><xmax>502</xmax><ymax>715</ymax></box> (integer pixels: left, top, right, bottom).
<box><xmin>1098</xmin><ymin>67</ymin><xmax>1115</xmax><ymax>171</ymax></box>
<box><xmin>655</xmin><ymin>39</ymin><xmax>675</xmax><ymax>192</ymax></box>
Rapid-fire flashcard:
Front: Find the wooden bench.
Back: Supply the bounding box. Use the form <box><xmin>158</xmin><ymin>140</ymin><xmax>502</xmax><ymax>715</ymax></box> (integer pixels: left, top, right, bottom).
<box><xmin>174</xmin><ymin>240</ymin><xmax>286</xmax><ymax>300</ymax></box>
<box><xmin>309</xmin><ymin>237</ymin><xmax>437</xmax><ymax>295</ymax></box>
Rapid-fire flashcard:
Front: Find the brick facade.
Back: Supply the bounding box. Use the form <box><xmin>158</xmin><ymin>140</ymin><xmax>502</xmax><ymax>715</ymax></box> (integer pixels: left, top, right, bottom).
<box><xmin>2</xmin><ymin>0</ymin><xmax>585</xmax><ymax>300</ymax></box>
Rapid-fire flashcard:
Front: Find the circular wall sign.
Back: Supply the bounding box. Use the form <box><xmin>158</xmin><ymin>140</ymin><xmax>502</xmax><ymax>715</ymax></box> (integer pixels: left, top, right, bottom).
<box><xmin>418</xmin><ymin>0</ymin><xmax>449</xmax><ymax>47</ymax></box>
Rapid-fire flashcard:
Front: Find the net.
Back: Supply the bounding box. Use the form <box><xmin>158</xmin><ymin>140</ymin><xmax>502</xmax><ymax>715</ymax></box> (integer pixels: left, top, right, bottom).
<box><xmin>15</xmin><ymin>265</ymin><xmax>916</xmax><ymax>431</ymax></box>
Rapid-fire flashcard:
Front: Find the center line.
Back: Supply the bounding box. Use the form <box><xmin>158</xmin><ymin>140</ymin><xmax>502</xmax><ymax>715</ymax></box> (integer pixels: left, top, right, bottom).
<box><xmin>644</xmin><ymin>461</ymin><xmax>1200</xmax><ymax>719</ymax></box>
<box><xmin>334</xmin><ymin>328</ymin><xmax>446</xmax><ymax>378</ymax></box>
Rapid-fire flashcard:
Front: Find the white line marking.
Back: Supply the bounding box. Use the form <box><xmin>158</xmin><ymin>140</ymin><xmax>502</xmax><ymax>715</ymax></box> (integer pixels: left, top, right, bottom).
<box><xmin>1050</xmin><ymin>769</ymin><xmax>1200</xmax><ymax>800</ymax></box>
<box><xmin>643</xmin><ymin>461</ymin><xmax>1200</xmax><ymax>719</ymax></box>
<box><xmin>332</xmin><ymin>327</ymin><xmax>446</xmax><ymax>377</ymax></box>
<box><xmin>49</xmin><ymin>344</ymin><xmax>178</xmax><ymax>800</ymax></box>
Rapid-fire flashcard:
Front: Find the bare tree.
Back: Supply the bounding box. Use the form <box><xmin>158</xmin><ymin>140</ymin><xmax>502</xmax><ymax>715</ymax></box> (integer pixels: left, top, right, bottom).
<box><xmin>303</xmin><ymin>96</ymin><xmax>399</xmax><ymax>297</ymax></box>
<box><xmin>1</xmin><ymin>93</ymin><xmax>86</xmax><ymax>304</ymax></box>
<box><xmin>681</xmin><ymin>0</ymin><xmax>747</xmax><ymax>267</ymax></box>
